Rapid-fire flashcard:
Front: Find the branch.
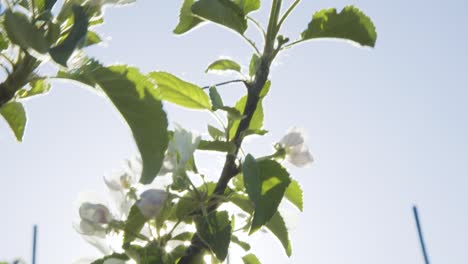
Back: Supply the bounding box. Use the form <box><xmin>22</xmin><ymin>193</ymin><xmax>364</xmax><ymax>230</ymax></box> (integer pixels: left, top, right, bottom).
<box><xmin>201</xmin><ymin>79</ymin><xmax>245</xmax><ymax>90</ymax></box>
<box><xmin>0</xmin><ymin>52</ymin><xmax>38</xmax><ymax>108</ymax></box>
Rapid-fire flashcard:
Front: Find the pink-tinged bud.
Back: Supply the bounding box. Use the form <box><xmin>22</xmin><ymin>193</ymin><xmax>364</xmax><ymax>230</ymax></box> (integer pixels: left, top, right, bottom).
<box><xmin>136</xmin><ymin>189</ymin><xmax>168</xmax><ymax>218</ymax></box>
<box><xmin>79</xmin><ymin>203</ymin><xmax>112</xmax><ymax>224</ymax></box>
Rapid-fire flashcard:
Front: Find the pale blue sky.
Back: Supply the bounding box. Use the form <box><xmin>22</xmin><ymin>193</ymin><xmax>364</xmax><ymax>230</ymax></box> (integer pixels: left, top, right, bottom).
<box><xmin>1</xmin><ymin>0</ymin><xmax>468</xmax><ymax>263</ymax></box>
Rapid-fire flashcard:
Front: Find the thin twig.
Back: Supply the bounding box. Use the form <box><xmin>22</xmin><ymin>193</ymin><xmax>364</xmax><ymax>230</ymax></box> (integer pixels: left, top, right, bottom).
<box><xmin>413</xmin><ymin>206</ymin><xmax>430</xmax><ymax>264</ymax></box>
<box><xmin>247</xmin><ymin>16</ymin><xmax>267</xmax><ymax>40</ymax></box>
<box><xmin>241</xmin><ymin>34</ymin><xmax>261</xmax><ymax>54</ymax></box>
<box><xmin>201</xmin><ymin>79</ymin><xmax>245</xmax><ymax>90</ymax></box>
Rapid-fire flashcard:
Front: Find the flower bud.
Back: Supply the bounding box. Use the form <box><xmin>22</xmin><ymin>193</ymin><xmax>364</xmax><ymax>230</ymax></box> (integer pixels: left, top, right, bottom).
<box><xmin>79</xmin><ymin>202</ymin><xmax>112</xmax><ymax>224</ymax></box>
<box><xmin>136</xmin><ymin>189</ymin><xmax>168</xmax><ymax>218</ymax></box>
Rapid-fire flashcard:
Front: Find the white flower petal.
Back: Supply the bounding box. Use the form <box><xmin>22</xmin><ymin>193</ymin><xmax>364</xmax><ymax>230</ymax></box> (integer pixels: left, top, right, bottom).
<box><xmin>287</xmin><ymin>146</ymin><xmax>314</xmax><ymax>167</ymax></box>
<box><xmin>279</xmin><ymin>127</ymin><xmax>305</xmax><ymax>148</ymax></box>
<box><xmin>136</xmin><ymin>189</ymin><xmax>168</xmax><ymax>218</ymax></box>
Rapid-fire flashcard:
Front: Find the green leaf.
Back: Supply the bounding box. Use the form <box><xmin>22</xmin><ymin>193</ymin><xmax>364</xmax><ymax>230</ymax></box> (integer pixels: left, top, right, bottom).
<box><xmin>0</xmin><ymin>33</ymin><xmax>9</xmax><ymax>51</ymax></box>
<box><xmin>172</xmin><ymin>232</ymin><xmax>193</xmax><ymax>241</ymax></box>
<box><xmin>259</xmin><ymin>80</ymin><xmax>271</xmax><ymax>98</ymax></box>
<box><xmin>249</xmin><ymin>54</ymin><xmax>260</xmax><ymax>77</ymax></box>
<box><xmin>198</xmin><ymin>140</ymin><xmax>236</xmax><ymax>153</ymax></box>
<box><xmin>192</xmin><ymin>0</ymin><xmax>248</xmax><ymax>34</ymax></box>
<box><xmin>234</xmin><ymin>0</ymin><xmax>261</xmax><ymax>14</ymax></box>
<box><xmin>243</xmin><ymin>157</ymin><xmax>291</xmax><ymax>234</ymax></box>
<box><xmin>242</xmin><ymin>253</ymin><xmax>261</xmax><ymax>264</ymax></box>
<box><xmin>123</xmin><ymin>205</ymin><xmax>147</xmax><ymax>244</ymax></box>
<box><xmin>229</xmin><ymin>95</ymin><xmax>263</xmax><ymax>140</ymax></box>
<box><xmin>229</xmin><ymin>194</ymin><xmax>292</xmax><ymax>256</ymax></box>
<box><xmin>242</xmin><ymin>155</ymin><xmax>262</xmax><ymax>206</ymax></box>
<box><xmin>175</xmin><ymin>193</ymin><xmax>198</xmax><ymax>220</ymax></box>
<box><xmin>0</xmin><ymin>102</ymin><xmax>27</xmax><ymax>142</ymax></box>
<box><xmin>125</xmin><ymin>242</ymin><xmax>164</xmax><ymax>264</ymax></box>
<box><xmin>301</xmin><ymin>6</ymin><xmax>377</xmax><ymax>47</ymax></box>
<box><xmin>208</xmin><ymin>125</ymin><xmax>225</xmax><ymax>140</ymax></box>
<box><xmin>85</xmin><ymin>31</ymin><xmax>102</xmax><ymax>47</ymax></box>
<box><xmin>4</xmin><ymin>11</ymin><xmax>48</xmax><ymax>53</ymax></box>
<box><xmin>45</xmin><ymin>0</ymin><xmax>58</xmax><ymax>10</ymax></box>
<box><xmin>284</xmin><ymin>179</ymin><xmax>303</xmax><ymax>211</ymax></box>
<box><xmin>195</xmin><ymin>211</ymin><xmax>232</xmax><ymax>261</ymax></box>
<box><xmin>91</xmin><ymin>65</ymin><xmax>168</xmax><ymax>184</ymax></box>
<box><xmin>266</xmin><ymin>212</ymin><xmax>292</xmax><ymax>257</ymax></box>
<box><xmin>209</xmin><ymin>86</ymin><xmax>224</xmax><ymax>110</ymax></box>
<box><xmin>206</xmin><ymin>59</ymin><xmax>241</xmax><ymax>73</ymax></box>
<box><xmin>17</xmin><ymin>79</ymin><xmax>51</xmax><ymax>99</ymax></box>
<box><xmin>91</xmin><ymin>253</ymin><xmax>129</xmax><ymax>264</ymax></box>
<box><xmin>149</xmin><ymin>72</ymin><xmax>211</xmax><ymax>110</ymax></box>
<box><xmin>173</xmin><ymin>0</ymin><xmax>203</xmax><ymax>34</ymax></box>
<box><xmin>50</xmin><ymin>6</ymin><xmax>89</xmax><ymax>66</ymax></box>
<box><xmin>232</xmin><ymin>235</ymin><xmax>251</xmax><ymax>251</ymax></box>
<box><xmin>56</xmin><ymin>58</ymin><xmax>99</xmax><ymax>87</ymax></box>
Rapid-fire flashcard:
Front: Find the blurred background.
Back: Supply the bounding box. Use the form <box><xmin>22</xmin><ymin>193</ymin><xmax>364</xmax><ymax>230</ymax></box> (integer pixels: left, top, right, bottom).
<box><xmin>1</xmin><ymin>0</ymin><xmax>467</xmax><ymax>263</ymax></box>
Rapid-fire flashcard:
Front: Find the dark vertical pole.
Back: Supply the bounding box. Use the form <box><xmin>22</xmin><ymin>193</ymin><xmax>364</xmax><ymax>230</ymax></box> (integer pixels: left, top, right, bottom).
<box><xmin>32</xmin><ymin>225</ymin><xmax>37</xmax><ymax>264</ymax></box>
<box><xmin>413</xmin><ymin>206</ymin><xmax>430</xmax><ymax>264</ymax></box>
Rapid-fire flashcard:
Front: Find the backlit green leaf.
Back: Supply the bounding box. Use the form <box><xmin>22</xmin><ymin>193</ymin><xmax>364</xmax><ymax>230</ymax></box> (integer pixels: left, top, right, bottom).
<box><xmin>192</xmin><ymin>0</ymin><xmax>248</xmax><ymax>34</ymax></box>
<box><xmin>149</xmin><ymin>72</ymin><xmax>211</xmax><ymax>110</ymax></box>
<box><xmin>243</xmin><ymin>157</ymin><xmax>291</xmax><ymax>234</ymax></box>
<box><xmin>284</xmin><ymin>179</ymin><xmax>303</xmax><ymax>211</ymax></box>
<box><xmin>301</xmin><ymin>6</ymin><xmax>377</xmax><ymax>47</ymax></box>
<box><xmin>229</xmin><ymin>194</ymin><xmax>292</xmax><ymax>256</ymax></box>
<box><xmin>242</xmin><ymin>253</ymin><xmax>261</xmax><ymax>264</ymax></box>
<box><xmin>206</xmin><ymin>59</ymin><xmax>241</xmax><ymax>73</ymax></box>
<box><xmin>173</xmin><ymin>0</ymin><xmax>203</xmax><ymax>34</ymax></box>
<box><xmin>195</xmin><ymin>211</ymin><xmax>232</xmax><ymax>261</ymax></box>
<box><xmin>0</xmin><ymin>102</ymin><xmax>27</xmax><ymax>142</ymax></box>
<box><xmin>123</xmin><ymin>205</ymin><xmax>147</xmax><ymax>244</ymax></box>
<box><xmin>209</xmin><ymin>86</ymin><xmax>224</xmax><ymax>110</ymax></box>
<box><xmin>85</xmin><ymin>31</ymin><xmax>102</xmax><ymax>47</ymax></box>
<box><xmin>229</xmin><ymin>95</ymin><xmax>263</xmax><ymax>139</ymax></box>
<box><xmin>198</xmin><ymin>140</ymin><xmax>236</xmax><ymax>153</ymax></box>
<box><xmin>17</xmin><ymin>79</ymin><xmax>51</xmax><ymax>99</ymax></box>
<box><xmin>92</xmin><ymin>65</ymin><xmax>168</xmax><ymax>184</ymax></box>
<box><xmin>4</xmin><ymin>11</ymin><xmax>48</xmax><ymax>53</ymax></box>
<box><xmin>234</xmin><ymin>0</ymin><xmax>260</xmax><ymax>14</ymax></box>
<box><xmin>208</xmin><ymin>125</ymin><xmax>225</xmax><ymax>140</ymax></box>
<box><xmin>91</xmin><ymin>253</ymin><xmax>129</xmax><ymax>264</ymax></box>
<box><xmin>266</xmin><ymin>212</ymin><xmax>292</xmax><ymax>257</ymax></box>
<box><xmin>50</xmin><ymin>6</ymin><xmax>89</xmax><ymax>66</ymax></box>
<box><xmin>232</xmin><ymin>235</ymin><xmax>251</xmax><ymax>251</ymax></box>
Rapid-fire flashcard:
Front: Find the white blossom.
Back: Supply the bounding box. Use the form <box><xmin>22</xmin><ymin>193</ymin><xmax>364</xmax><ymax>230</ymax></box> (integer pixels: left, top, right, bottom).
<box><xmin>136</xmin><ymin>189</ymin><xmax>168</xmax><ymax>218</ymax></box>
<box><xmin>159</xmin><ymin>125</ymin><xmax>200</xmax><ymax>175</ymax></box>
<box><xmin>278</xmin><ymin>127</ymin><xmax>314</xmax><ymax>167</ymax></box>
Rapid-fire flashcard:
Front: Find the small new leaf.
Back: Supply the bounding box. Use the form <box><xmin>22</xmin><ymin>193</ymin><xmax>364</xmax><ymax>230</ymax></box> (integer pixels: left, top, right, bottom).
<box><xmin>149</xmin><ymin>72</ymin><xmax>212</xmax><ymax>110</ymax></box>
<box><xmin>301</xmin><ymin>6</ymin><xmax>377</xmax><ymax>47</ymax></box>
<box><xmin>195</xmin><ymin>211</ymin><xmax>232</xmax><ymax>261</ymax></box>
<box><xmin>209</xmin><ymin>86</ymin><xmax>224</xmax><ymax>110</ymax></box>
<box><xmin>192</xmin><ymin>0</ymin><xmax>248</xmax><ymax>34</ymax></box>
<box><xmin>4</xmin><ymin>11</ymin><xmax>48</xmax><ymax>53</ymax></box>
<box><xmin>0</xmin><ymin>102</ymin><xmax>27</xmax><ymax>142</ymax></box>
<box><xmin>242</xmin><ymin>254</ymin><xmax>261</xmax><ymax>264</ymax></box>
<box><xmin>206</xmin><ymin>59</ymin><xmax>241</xmax><ymax>73</ymax></box>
